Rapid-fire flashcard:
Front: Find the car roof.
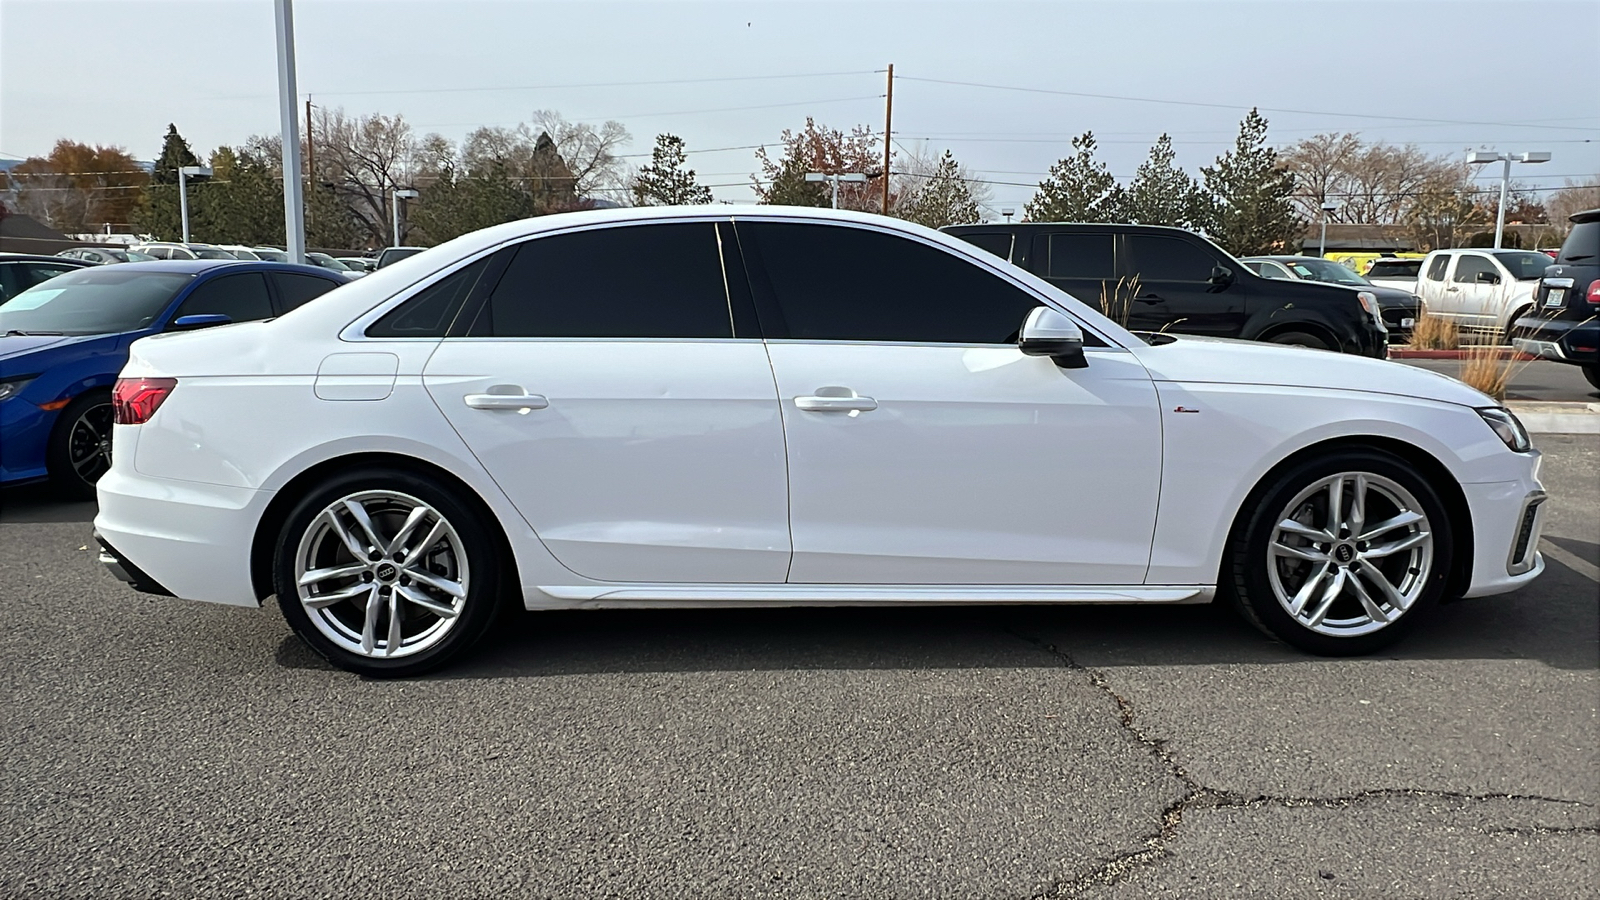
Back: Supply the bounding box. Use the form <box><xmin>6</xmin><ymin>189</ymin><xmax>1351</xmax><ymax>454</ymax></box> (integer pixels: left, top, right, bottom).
<box><xmin>0</xmin><ymin>253</ymin><xmax>93</xmax><ymax>264</ymax></box>
<box><xmin>88</xmin><ymin>258</ymin><xmax>343</xmax><ymax>277</ymax></box>
<box><xmin>1570</xmin><ymin>208</ymin><xmax>1599</xmax><ymax>224</ymax></box>
<box><xmin>940</xmin><ymin>221</ymin><xmax>1201</xmax><ymax>237</ymax></box>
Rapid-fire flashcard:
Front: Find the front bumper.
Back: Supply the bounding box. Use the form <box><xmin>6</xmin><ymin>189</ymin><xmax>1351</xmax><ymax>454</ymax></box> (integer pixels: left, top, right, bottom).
<box><xmin>1460</xmin><ymin>460</ymin><xmax>1548</xmax><ymax>598</ymax></box>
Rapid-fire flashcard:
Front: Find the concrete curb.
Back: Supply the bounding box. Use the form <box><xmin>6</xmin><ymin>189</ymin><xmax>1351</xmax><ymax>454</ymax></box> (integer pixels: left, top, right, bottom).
<box><xmin>1389</xmin><ymin>347</ymin><xmax>1535</xmax><ymax>360</ymax></box>
<box><xmin>1507</xmin><ymin>401</ymin><xmax>1600</xmax><ymax>434</ymax></box>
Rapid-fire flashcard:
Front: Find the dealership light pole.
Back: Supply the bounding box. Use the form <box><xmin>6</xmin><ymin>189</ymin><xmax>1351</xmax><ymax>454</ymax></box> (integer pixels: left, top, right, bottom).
<box><xmin>392</xmin><ymin>188</ymin><xmax>419</xmax><ymax>247</ymax></box>
<box><xmin>1466</xmin><ymin>150</ymin><xmax>1551</xmax><ymax>249</ymax></box>
<box><xmin>804</xmin><ymin>172</ymin><xmax>869</xmax><ymax>209</ymax></box>
<box><xmin>274</xmin><ymin>0</ymin><xmax>306</xmax><ymax>264</ymax></box>
<box><xmin>1318</xmin><ymin>200</ymin><xmax>1339</xmax><ymax>258</ymax></box>
<box><xmin>176</xmin><ymin>165</ymin><xmax>212</xmax><ymax>243</ymax></box>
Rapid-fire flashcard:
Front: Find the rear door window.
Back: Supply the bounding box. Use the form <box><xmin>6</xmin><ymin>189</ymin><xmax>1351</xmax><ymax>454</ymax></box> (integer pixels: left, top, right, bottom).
<box><xmin>477</xmin><ymin>222</ymin><xmax>734</xmax><ymax>339</ymax></box>
<box><xmin>368</xmin><ymin>257</ymin><xmax>494</xmax><ymax>337</ymax></box>
<box><xmin>1425</xmin><ymin>254</ymin><xmax>1450</xmax><ymax>281</ymax></box>
<box><xmin>1046</xmin><ymin>233</ymin><xmax>1116</xmax><ymax>280</ymax></box>
<box><xmin>172</xmin><ymin>272</ymin><xmax>274</xmax><ymax>323</ymax></box>
<box><xmin>269</xmin><ymin>272</ymin><xmax>341</xmax><ymax>313</ymax></box>
<box><xmin>1124</xmin><ymin>235</ymin><xmax>1217</xmax><ymax>282</ymax></box>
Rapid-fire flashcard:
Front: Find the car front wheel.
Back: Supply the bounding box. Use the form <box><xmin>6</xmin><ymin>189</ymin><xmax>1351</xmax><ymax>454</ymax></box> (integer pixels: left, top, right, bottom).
<box><xmin>1228</xmin><ymin>449</ymin><xmax>1453</xmax><ymax>655</ymax></box>
<box><xmin>273</xmin><ymin>468</ymin><xmax>505</xmax><ymax>676</ymax></box>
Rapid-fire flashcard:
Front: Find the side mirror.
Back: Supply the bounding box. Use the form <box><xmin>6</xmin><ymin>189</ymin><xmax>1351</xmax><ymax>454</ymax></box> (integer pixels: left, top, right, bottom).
<box><xmin>169</xmin><ymin>313</ymin><xmax>233</xmax><ymax>331</ymax></box>
<box><xmin>1018</xmin><ymin>306</ymin><xmax>1088</xmax><ymax>369</ymax></box>
<box><xmin>1475</xmin><ymin>271</ymin><xmax>1501</xmax><ymax>285</ymax></box>
<box><xmin>1207</xmin><ymin>265</ymin><xmax>1234</xmax><ymax>292</ymax></box>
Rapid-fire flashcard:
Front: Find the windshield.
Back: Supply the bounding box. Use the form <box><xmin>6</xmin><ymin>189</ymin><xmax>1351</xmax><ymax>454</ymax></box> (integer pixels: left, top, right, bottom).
<box><xmin>1492</xmin><ymin>251</ymin><xmax>1554</xmax><ymax>280</ymax></box>
<box><xmin>122</xmin><ymin>250</ymin><xmax>156</xmax><ymax>262</ymax></box>
<box><xmin>193</xmin><ymin>248</ymin><xmax>237</xmax><ymax>260</ymax></box>
<box><xmin>0</xmin><ymin>269</ymin><xmax>193</xmax><ymax>335</ymax></box>
<box><xmin>253</xmin><ymin>248</ymin><xmax>289</xmax><ymax>262</ymax></box>
<box><xmin>1286</xmin><ymin>258</ymin><xmax>1370</xmax><ymax>286</ymax></box>
<box><xmin>308</xmin><ymin>254</ymin><xmax>351</xmax><ymax>271</ymax></box>
<box><xmin>1557</xmin><ymin>221</ymin><xmax>1598</xmax><ymax>263</ymax></box>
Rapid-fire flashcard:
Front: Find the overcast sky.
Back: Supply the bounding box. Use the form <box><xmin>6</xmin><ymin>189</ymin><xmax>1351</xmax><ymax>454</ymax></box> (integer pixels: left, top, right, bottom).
<box><xmin>3</xmin><ymin>0</ymin><xmax>1596</xmax><ymax>215</ymax></box>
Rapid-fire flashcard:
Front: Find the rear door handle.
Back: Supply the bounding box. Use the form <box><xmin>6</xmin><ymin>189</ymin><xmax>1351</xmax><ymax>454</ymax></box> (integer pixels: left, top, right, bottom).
<box><xmin>1135</xmin><ymin>294</ymin><xmax>1164</xmax><ymax>304</ymax></box>
<box><xmin>464</xmin><ymin>386</ymin><xmax>549</xmax><ymax>411</ymax></box>
<box><xmin>794</xmin><ymin>388</ymin><xmax>877</xmax><ymax>413</ymax></box>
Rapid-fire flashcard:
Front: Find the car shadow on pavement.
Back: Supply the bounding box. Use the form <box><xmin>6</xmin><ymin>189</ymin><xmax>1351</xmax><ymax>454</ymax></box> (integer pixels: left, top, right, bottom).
<box><xmin>401</xmin><ymin>546</ymin><xmax>1597</xmax><ymax>681</ymax></box>
<box><xmin>0</xmin><ymin>484</ymin><xmax>96</xmax><ymax>524</ymax></box>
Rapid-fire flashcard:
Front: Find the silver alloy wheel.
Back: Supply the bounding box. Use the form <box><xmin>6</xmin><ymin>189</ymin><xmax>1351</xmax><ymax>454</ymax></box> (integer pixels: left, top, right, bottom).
<box><xmin>67</xmin><ymin>402</ymin><xmax>115</xmax><ymax>485</ymax></box>
<box><xmin>294</xmin><ymin>490</ymin><xmax>470</xmax><ymax>659</ymax></box>
<box><xmin>1267</xmin><ymin>472</ymin><xmax>1433</xmax><ymax>638</ymax></box>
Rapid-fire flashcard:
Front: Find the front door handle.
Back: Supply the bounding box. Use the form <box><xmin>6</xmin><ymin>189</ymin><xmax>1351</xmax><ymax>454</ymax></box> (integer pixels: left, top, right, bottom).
<box><xmin>794</xmin><ymin>388</ymin><xmax>877</xmax><ymax>413</ymax></box>
<box><xmin>464</xmin><ymin>385</ymin><xmax>549</xmax><ymax>411</ymax></box>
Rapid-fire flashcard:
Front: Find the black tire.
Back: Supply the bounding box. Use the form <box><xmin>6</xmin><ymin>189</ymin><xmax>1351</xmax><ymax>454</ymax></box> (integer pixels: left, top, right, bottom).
<box><xmin>1226</xmin><ymin>448</ymin><xmax>1453</xmax><ymax>656</ymax></box>
<box><xmin>1265</xmin><ymin>331</ymin><xmax>1330</xmax><ymax>351</ymax></box>
<box><xmin>1583</xmin><ymin>365</ymin><xmax>1600</xmax><ymax>391</ymax></box>
<box><xmin>45</xmin><ymin>390</ymin><xmax>114</xmax><ymax>501</ymax></box>
<box><xmin>273</xmin><ymin>467</ymin><xmax>506</xmax><ymax>677</ymax></box>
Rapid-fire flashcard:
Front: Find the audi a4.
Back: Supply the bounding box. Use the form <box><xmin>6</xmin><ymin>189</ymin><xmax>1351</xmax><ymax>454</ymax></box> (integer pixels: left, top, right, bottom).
<box><xmin>94</xmin><ymin>207</ymin><xmax>1546</xmax><ymax>676</ymax></box>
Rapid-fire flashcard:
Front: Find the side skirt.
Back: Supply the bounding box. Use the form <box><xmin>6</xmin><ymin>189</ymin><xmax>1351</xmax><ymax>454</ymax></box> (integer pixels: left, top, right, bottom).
<box><xmin>524</xmin><ymin>584</ymin><xmax>1215</xmax><ymax>610</ymax></box>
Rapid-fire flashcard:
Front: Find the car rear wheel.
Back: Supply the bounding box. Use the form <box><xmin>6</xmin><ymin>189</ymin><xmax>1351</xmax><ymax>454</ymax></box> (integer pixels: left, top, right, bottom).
<box><xmin>273</xmin><ymin>468</ymin><xmax>505</xmax><ymax>677</ymax></box>
<box><xmin>46</xmin><ymin>391</ymin><xmax>114</xmax><ymax>500</ymax></box>
<box><xmin>1266</xmin><ymin>331</ymin><xmax>1329</xmax><ymax>351</ymax></box>
<box><xmin>1583</xmin><ymin>365</ymin><xmax>1599</xmax><ymax>391</ymax></box>
<box><xmin>1227</xmin><ymin>449</ymin><xmax>1452</xmax><ymax>655</ymax></box>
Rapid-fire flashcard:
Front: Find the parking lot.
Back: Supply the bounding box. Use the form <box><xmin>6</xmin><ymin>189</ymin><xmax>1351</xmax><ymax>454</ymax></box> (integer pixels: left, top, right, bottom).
<box><xmin>1</xmin><ymin>434</ymin><xmax>1593</xmax><ymax>898</ymax></box>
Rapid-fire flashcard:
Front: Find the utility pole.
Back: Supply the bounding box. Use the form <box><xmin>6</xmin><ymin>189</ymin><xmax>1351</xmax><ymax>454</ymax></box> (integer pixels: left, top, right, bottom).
<box><xmin>882</xmin><ymin>63</ymin><xmax>893</xmax><ymax>215</ymax></box>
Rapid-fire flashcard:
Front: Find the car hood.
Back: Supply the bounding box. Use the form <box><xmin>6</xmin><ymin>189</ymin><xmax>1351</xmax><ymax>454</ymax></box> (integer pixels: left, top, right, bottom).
<box><xmin>1126</xmin><ymin>334</ymin><xmax>1493</xmax><ymax>408</ymax></box>
<box><xmin>0</xmin><ymin>332</ymin><xmax>123</xmax><ymax>368</ymax></box>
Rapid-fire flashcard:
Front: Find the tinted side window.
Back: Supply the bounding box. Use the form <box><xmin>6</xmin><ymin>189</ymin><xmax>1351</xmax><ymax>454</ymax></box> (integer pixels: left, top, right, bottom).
<box><xmin>957</xmin><ymin>232</ymin><xmax>1015</xmax><ymax>261</ymax></box>
<box><xmin>1425</xmin><ymin>254</ymin><xmax>1450</xmax><ymax>281</ymax></box>
<box><xmin>368</xmin><ymin>257</ymin><xmax>492</xmax><ymax>337</ymax></box>
<box><xmin>745</xmin><ymin>222</ymin><xmax>1042</xmax><ymax>344</ymax></box>
<box><xmin>1125</xmin><ymin>235</ymin><xmax>1216</xmax><ymax>282</ymax></box>
<box><xmin>20</xmin><ymin>264</ymin><xmax>80</xmax><ymax>290</ymax></box>
<box><xmin>1048</xmin><ymin>233</ymin><xmax>1115</xmax><ymax>280</ymax></box>
<box><xmin>174</xmin><ymin>272</ymin><xmax>273</xmax><ymax>322</ymax></box>
<box><xmin>1452</xmin><ymin>255</ymin><xmax>1497</xmax><ymax>283</ymax></box>
<box><xmin>482</xmin><ymin>223</ymin><xmax>732</xmax><ymax>339</ymax></box>
<box><xmin>270</xmin><ymin>272</ymin><xmax>340</xmax><ymax>312</ymax></box>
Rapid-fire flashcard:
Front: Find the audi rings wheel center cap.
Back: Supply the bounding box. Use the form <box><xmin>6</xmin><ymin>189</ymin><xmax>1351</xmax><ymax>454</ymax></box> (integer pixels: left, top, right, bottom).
<box><xmin>1334</xmin><ymin>543</ymin><xmax>1356</xmax><ymax>565</ymax></box>
<box><xmin>374</xmin><ymin>563</ymin><xmax>398</xmax><ymax>583</ymax></box>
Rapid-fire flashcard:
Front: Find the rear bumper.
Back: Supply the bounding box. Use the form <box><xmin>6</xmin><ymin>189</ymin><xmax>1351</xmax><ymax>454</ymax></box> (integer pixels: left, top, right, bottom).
<box><xmin>93</xmin><ymin>467</ymin><xmax>270</xmax><ymax>607</ymax></box>
<box><xmin>1512</xmin><ymin>316</ymin><xmax>1600</xmax><ymax>366</ymax></box>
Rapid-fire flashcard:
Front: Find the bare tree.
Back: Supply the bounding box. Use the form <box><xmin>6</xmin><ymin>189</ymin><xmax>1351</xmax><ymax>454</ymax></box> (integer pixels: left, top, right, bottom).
<box><xmin>1282</xmin><ymin>133</ymin><xmax>1467</xmax><ymax>225</ymax></box>
<box><xmin>528</xmin><ymin>110</ymin><xmax>631</xmax><ymax>201</ymax></box>
<box><xmin>891</xmin><ymin>141</ymin><xmax>991</xmax><ymax>217</ymax></box>
<box><xmin>1547</xmin><ymin>177</ymin><xmax>1600</xmax><ymax>227</ymax></box>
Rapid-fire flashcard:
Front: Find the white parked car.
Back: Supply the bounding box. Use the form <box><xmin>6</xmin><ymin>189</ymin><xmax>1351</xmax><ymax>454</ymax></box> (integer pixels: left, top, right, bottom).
<box><xmin>93</xmin><ymin>207</ymin><xmax>1547</xmax><ymax>676</ymax></box>
<box><xmin>1412</xmin><ymin>248</ymin><xmax>1553</xmax><ymax>336</ymax></box>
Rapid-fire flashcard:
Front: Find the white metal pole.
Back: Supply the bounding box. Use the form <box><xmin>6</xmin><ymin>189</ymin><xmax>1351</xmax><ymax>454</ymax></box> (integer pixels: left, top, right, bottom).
<box><xmin>831</xmin><ymin>177</ymin><xmax>840</xmax><ymax>210</ymax></box>
<box><xmin>1319</xmin><ymin>213</ymin><xmax>1328</xmax><ymax>258</ymax></box>
<box><xmin>1493</xmin><ymin>156</ymin><xmax>1511</xmax><ymax>249</ymax></box>
<box><xmin>275</xmin><ymin>0</ymin><xmax>306</xmax><ymax>264</ymax></box>
<box><xmin>178</xmin><ymin>168</ymin><xmax>190</xmax><ymax>243</ymax></box>
<box><xmin>392</xmin><ymin>191</ymin><xmax>401</xmax><ymax>247</ymax></box>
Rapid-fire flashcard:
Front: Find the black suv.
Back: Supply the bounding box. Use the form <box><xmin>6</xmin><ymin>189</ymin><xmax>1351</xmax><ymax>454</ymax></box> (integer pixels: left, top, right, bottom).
<box><xmin>1511</xmin><ymin>208</ymin><xmax>1599</xmax><ymax>390</ymax></box>
<box><xmin>942</xmin><ymin>223</ymin><xmax>1389</xmax><ymax>358</ymax></box>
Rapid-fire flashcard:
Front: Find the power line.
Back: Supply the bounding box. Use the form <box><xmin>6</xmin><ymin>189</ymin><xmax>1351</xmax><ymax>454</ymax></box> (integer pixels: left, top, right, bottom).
<box><xmin>415</xmin><ymin>95</ymin><xmax>882</xmax><ymax>129</ymax></box>
<box><xmin>893</xmin><ymin>75</ymin><xmax>1600</xmax><ymax>132</ymax></box>
<box><xmin>291</xmin><ymin>70</ymin><xmax>879</xmax><ymax>100</ymax></box>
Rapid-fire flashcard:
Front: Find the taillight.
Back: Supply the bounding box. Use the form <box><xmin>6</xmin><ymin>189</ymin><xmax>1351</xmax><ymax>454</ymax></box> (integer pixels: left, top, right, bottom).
<box><xmin>1588</xmin><ymin>280</ymin><xmax>1599</xmax><ymax>305</ymax></box>
<box><xmin>112</xmin><ymin>377</ymin><xmax>177</xmax><ymax>425</ymax></box>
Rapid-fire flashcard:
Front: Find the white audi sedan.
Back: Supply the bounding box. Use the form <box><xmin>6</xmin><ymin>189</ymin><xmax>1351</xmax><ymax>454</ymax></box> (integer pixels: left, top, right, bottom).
<box><xmin>94</xmin><ymin>207</ymin><xmax>1546</xmax><ymax>676</ymax></box>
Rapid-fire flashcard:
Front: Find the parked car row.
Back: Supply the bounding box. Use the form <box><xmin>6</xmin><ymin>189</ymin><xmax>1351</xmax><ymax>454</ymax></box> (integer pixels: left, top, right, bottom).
<box><xmin>1240</xmin><ymin>255</ymin><xmax>1419</xmax><ymax>343</ymax></box>
<box><xmin>1512</xmin><ymin>208</ymin><xmax>1599</xmax><ymax>389</ymax></box>
<box><xmin>49</xmin><ymin>242</ymin><xmax>394</xmax><ymax>280</ymax></box>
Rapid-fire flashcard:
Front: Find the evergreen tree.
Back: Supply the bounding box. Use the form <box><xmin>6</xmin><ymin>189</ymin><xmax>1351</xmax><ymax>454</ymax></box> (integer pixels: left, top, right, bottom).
<box><xmin>632</xmin><ymin>134</ymin><xmax>713</xmax><ymax>206</ymax></box>
<box><xmin>1024</xmin><ymin>131</ymin><xmax>1124</xmax><ymax>223</ymax></box>
<box><xmin>1124</xmin><ymin>134</ymin><xmax>1198</xmax><ymax>228</ymax></box>
<box><xmin>1195</xmin><ymin>109</ymin><xmax>1303</xmax><ymax>256</ymax></box>
<box><xmin>897</xmin><ymin>150</ymin><xmax>981</xmax><ymax>228</ymax></box>
<box><xmin>151</xmin><ymin>124</ymin><xmax>201</xmax><ymax>185</ymax></box>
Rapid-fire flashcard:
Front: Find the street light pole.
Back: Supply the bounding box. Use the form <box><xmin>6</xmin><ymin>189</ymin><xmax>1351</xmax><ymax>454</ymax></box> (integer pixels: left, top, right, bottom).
<box><xmin>392</xmin><ymin>188</ymin><xmax>418</xmax><ymax>247</ymax></box>
<box><xmin>1318</xmin><ymin>201</ymin><xmax>1339</xmax><ymax>258</ymax></box>
<box><xmin>177</xmin><ymin>165</ymin><xmax>211</xmax><ymax>243</ymax></box>
<box><xmin>1467</xmin><ymin>150</ymin><xmax>1551</xmax><ymax>249</ymax></box>
<box><xmin>803</xmin><ymin>172</ymin><xmax>869</xmax><ymax>210</ymax></box>
<box><xmin>275</xmin><ymin>0</ymin><xmax>306</xmax><ymax>264</ymax></box>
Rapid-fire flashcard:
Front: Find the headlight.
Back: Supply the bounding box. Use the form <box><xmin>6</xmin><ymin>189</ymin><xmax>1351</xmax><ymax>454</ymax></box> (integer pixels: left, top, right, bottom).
<box><xmin>1356</xmin><ymin>290</ymin><xmax>1383</xmax><ymax>321</ymax></box>
<box><xmin>1478</xmin><ymin>406</ymin><xmax>1532</xmax><ymax>453</ymax></box>
<box><xmin>0</xmin><ymin>376</ymin><xmax>35</xmax><ymax>402</ymax></box>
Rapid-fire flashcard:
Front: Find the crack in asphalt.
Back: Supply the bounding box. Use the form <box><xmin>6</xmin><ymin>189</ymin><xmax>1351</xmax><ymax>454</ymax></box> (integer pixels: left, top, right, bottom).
<box><xmin>1002</xmin><ymin>625</ymin><xmax>1598</xmax><ymax>898</ymax></box>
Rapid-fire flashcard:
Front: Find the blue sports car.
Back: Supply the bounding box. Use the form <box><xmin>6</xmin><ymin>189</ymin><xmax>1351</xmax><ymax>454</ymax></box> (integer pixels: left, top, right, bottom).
<box><xmin>0</xmin><ymin>259</ymin><xmax>345</xmax><ymax>497</ymax></box>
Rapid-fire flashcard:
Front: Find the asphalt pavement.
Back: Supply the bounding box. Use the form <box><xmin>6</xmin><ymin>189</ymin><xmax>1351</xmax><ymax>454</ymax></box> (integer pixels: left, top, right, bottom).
<box><xmin>1</xmin><ymin>436</ymin><xmax>1595</xmax><ymax>899</ymax></box>
<box><xmin>1399</xmin><ymin>358</ymin><xmax>1599</xmax><ymax>404</ymax></box>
